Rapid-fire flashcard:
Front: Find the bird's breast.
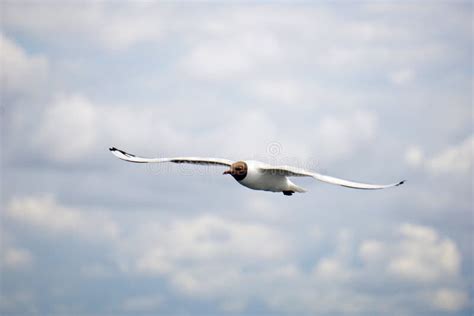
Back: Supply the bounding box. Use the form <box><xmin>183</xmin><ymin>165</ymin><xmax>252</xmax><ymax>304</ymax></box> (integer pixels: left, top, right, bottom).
<box><xmin>237</xmin><ymin>161</ymin><xmax>289</xmax><ymax>192</ymax></box>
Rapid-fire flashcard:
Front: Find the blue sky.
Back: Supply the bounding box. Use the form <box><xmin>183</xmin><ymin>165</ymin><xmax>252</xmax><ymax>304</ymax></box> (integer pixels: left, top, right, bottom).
<box><xmin>1</xmin><ymin>2</ymin><xmax>472</xmax><ymax>315</ymax></box>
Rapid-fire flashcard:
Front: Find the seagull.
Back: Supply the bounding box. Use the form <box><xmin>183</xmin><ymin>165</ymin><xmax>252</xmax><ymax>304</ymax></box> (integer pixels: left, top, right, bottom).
<box><xmin>109</xmin><ymin>147</ymin><xmax>404</xmax><ymax>196</ymax></box>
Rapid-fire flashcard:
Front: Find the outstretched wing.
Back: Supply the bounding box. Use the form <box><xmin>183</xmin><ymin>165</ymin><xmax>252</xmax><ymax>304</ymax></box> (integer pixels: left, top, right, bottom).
<box><xmin>258</xmin><ymin>165</ymin><xmax>405</xmax><ymax>190</ymax></box>
<box><xmin>109</xmin><ymin>147</ymin><xmax>233</xmax><ymax>167</ymax></box>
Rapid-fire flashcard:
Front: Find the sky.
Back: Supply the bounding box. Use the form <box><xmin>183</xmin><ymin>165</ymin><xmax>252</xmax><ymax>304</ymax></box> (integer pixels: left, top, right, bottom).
<box><xmin>0</xmin><ymin>1</ymin><xmax>473</xmax><ymax>315</ymax></box>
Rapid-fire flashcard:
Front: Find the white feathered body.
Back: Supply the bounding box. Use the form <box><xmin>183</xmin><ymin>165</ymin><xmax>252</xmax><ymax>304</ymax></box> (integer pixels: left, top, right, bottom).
<box><xmin>238</xmin><ymin>160</ymin><xmax>306</xmax><ymax>193</ymax></box>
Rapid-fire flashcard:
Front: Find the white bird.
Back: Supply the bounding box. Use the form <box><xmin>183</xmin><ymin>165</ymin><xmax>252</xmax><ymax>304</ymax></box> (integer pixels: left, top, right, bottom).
<box><xmin>110</xmin><ymin>147</ymin><xmax>404</xmax><ymax>196</ymax></box>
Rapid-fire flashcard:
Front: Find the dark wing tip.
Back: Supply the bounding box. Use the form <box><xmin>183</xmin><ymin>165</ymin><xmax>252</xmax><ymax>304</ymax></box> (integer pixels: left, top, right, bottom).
<box><xmin>396</xmin><ymin>180</ymin><xmax>406</xmax><ymax>186</ymax></box>
<box><xmin>109</xmin><ymin>147</ymin><xmax>136</xmax><ymax>157</ymax></box>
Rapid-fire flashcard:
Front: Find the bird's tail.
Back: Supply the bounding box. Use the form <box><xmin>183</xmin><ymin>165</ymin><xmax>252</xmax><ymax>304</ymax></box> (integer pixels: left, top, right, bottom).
<box><xmin>288</xmin><ymin>180</ymin><xmax>307</xmax><ymax>193</ymax></box>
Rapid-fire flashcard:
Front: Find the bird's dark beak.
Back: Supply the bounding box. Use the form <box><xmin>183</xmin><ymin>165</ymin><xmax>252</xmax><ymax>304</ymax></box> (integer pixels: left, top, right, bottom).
<box><xmin>223</xmin><ymin>169</ymin><xmax>231</xmax><ymax>175</ymax></box>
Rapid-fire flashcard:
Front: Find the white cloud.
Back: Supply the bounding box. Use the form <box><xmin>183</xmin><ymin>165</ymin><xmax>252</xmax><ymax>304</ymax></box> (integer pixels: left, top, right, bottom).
<box><xmin>355</xmin><ymin>224</ymin><xmax>468</xmax><ymax>312</ymax></box>
<box><xmin>312</xmin><ymin>257</ymin><xmax>353</xmax><ymax>282</ymax></box>
<box><xmin>29</xmin><ymin>93</ymin><xmax>194</xmax><ymax>164</ymax></box>
<box><xmin>0</xmin><ymin>33</ymin><xmax>48</xmax><ymax>97</ymax></box>
<box><xmin>405</xmin><ymin>145</ymin><xmax>424</xmax><ymax>167</ymax></box>
<box><xmin>388</xmin><ymin>223</ymin><xmax>461</xmax><ymax>282</ymax></box>
<box><xmin>315</xmin><ymin>110</ymin><xmax>378</xmax><ymax>161</ymax></box>
<box><xmin>3</xmin><ymin>3</ymin><xmax>164</xmax><ymax>51</ymax></box>
<box><xmin>3</xmin><ymin>195</ymin><xmax>471</xmax><ymax>314</ymax></box>
<box><xmin>405</xmin><ymin>136</ymin><xmax>473</xmax><ymax>175</ymax></box>
<box><xmin>427</xmin><ymin>136</ymin><xmax>473</xmax><ymax>174</ymax></box>
<box><xmin>30</xmin><ymin>94</ymin><xmax>379</xmax><ymax>168</ymax></box>
<box><xmin>241</xmin><ymin>195</ymin><xmax>289</xmax><ymax>221</ymax></box>
<box><xmin>98</xmin><ymin>11</ymin><xmax>163</xmax><ymax>51</ymax></box>
<box><xmin>2</xmin><ymin>247</ymin><xmax>33</xmax><ymax>269</ymax></box>
<box><xmin>173</xmin><ymin>3</ymin><xmax>463</xmax><ymax>86</ymax></box>
<box><xmin>213</xmin><ymin>109</ymin><xmax>279</xmax><ymax>157</ymax></box>
<box><xmin>389</xmin><ymin>68</ymin><xmax>416</xmax><ymax>85</ymax></box>
<box><xmin>122</xmin><ymin>213</ymin><xmax>290</xmax><ymax>307</ymax></box>
<box><xmin>25</xmin><ymin>90</ymin><xmax>286</xmax><ymax>165</ymax></box>
<box><xmin>249</xmin><ymin>79</ymin><xmax>307</xmax><ymax>106</ymax></box>
<box><xmin>6</xmin><ymin>195</ymin><xmax>119</xmax><ymax>241</ymax></box>
<box><xmin>429</xmin><ymin>288</ymin><xmax>469</xmax><ymax>311</ymax></box>
<box><xmin>182</xmin><ymin>30</ymin><xmax>281</xmax><ymax>80</ymax></box>
<box><xmin>169</xmin><ymin>267</ymin><xmax>244</xmax><ymax>299</ymax></box>
<box><xmin>3</xmin><ymin>2</ymin><xmax>465</xmax><ymax>81</ymax></box>
<box><xmin>359</xmin><ymin>240</ymin><xmax>385</xmax><ymax>264</ymax></box>
<box><xmin>399</xmin><ymin>223</ymin><xmax>438</xmax><ymax>242</ymax></box>
<box><xmin>0</xmin><ymin>231</ymin><xmax>33</xmax><ymax>270</ymax></box>
<box><xmin>99</xmin><ymin>212</ymin><xmax>293</xmax><ymax>311</ymax></box>
<box><xmin>312</xmin><ymin>230</ymin><xmax>355</xmax><ymax>283</ymax></box>
<box><xmin>35</xmin><ymin>95</ymin><xmax>98</xmax><ymax>162</ymax></box>
<box><xmin>134</xmin><ymin>215</ymin><xmax>289</xmax><ymax>277</ymax></box>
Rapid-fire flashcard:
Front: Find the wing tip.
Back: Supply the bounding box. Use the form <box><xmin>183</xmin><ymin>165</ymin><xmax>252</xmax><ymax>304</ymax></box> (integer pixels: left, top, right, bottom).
<box><xmin>109</xmin><ymin>147</ymin><xmax>136</xmax><ymax>157</ymax></box>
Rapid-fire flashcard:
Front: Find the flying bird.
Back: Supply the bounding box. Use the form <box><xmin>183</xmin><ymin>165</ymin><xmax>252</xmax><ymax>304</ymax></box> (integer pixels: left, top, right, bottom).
<box><xmin>110</xmin><ymin>147</ymin><xmax>404</xmax><ymax>196</ymax></box>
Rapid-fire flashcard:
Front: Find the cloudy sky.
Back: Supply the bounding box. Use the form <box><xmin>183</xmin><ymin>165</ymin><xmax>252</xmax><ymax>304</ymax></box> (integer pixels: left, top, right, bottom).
<box><xmin>1</xmin><ymin>2</ymin><xmax>472</xmax><ymax>315</ymax></box>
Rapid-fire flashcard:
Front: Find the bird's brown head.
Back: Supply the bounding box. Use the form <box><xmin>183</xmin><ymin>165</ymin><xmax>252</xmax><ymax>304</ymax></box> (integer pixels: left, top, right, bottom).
<box><xmin>223</xmin><ymin>161</ymin><xmax>248</xmax><ymax>181</ymax></box>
